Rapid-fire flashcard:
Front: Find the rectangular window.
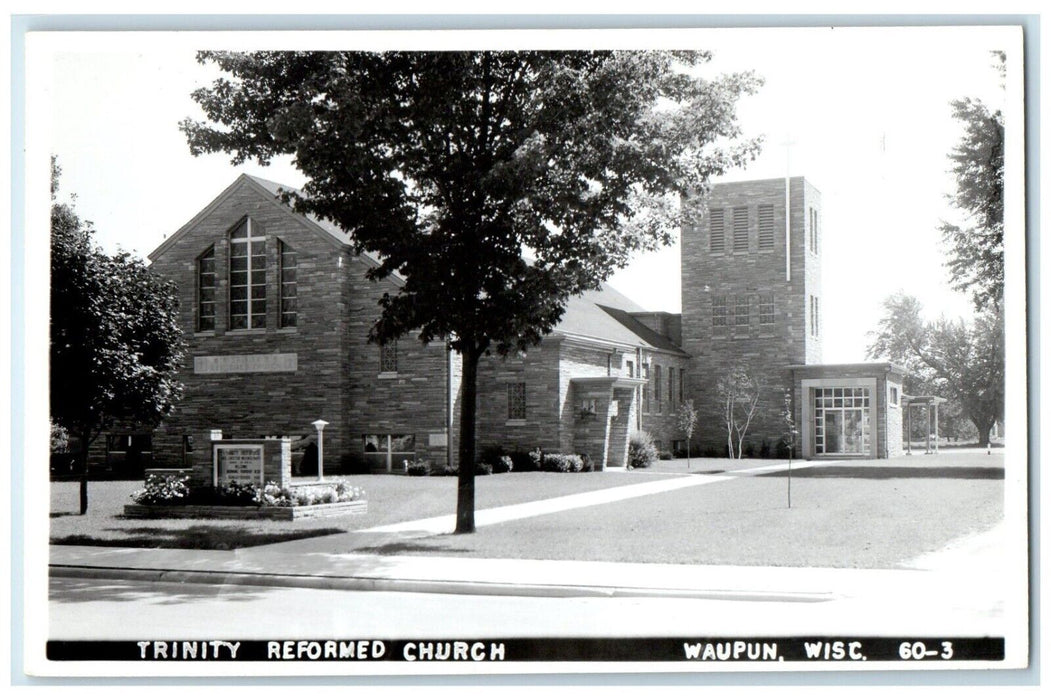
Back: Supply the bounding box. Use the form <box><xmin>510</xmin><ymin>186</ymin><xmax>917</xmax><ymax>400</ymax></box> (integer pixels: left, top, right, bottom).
<box><xmin>643</xmin><ymin>364</ymin><xmax>651</xmax><ymax>413</ymax></box>
<box><xmin>889</xmin><ymin>385</ymin><xmax>900</xmax><ymax>407</ymax></box>
<box><xmin>732</xmin><ymin>206</ymin><xmax>749</xmax><ymax>253</ymax></box>
<box><xmin>709</xmin><ymin>208</ymin><xmax>725</xmax><ymax>254</ymax></box>
<box><xmin>712</xmin><ymin>296</ymin><xmax>728</xmax><ymax>329</ymax></box>
<box><xmin>363</xmin><ymin>434</ymin><xmax>416</xmax><ymax>473</ymax></box>
<box><xmin>380</xmin><ymin>341</ymin><xmax>398</xmax><ymax>373</ymax></box>
<box><xmin>758</xmin><ymin>204</ymin><xmax>775</xmax><ymax>250</ymax></box>
<box><xmin>809</xmin><ymin>207</ymin><xmax>818</xmax><ymax>253</ymax></box>
<box><xmin>626</xmin><ymin>360</ymin><xmax>635</xmax><ymax>378</ymax></box>
<box><xmin>508</xmin><ymin>382</ymin><xmax>526</xmax><ymax>420</ymax></box>
<box><xmin>758</xmin><ymin>294</ymin><xmax>775</xmax><ymax>325</ymax></box>
<box><xmin>279</xmin><ymin>239</ymin><xmax>297</xmax><ymax>328</ymax></box>
<box><xmin>654</xmin><ymin>365</ymin><xmax>663</xmax><ymax>413</ymax></box>
<box><xmin>810</xmin><ymin>295</ymin><xmax>820</xmax><ymax>337</ymax></box>
<box><xmin>229</xmin><ymin>218</ymin><xmax>266</xmax><ymax>330</ymax></box>
<box><xmin>668</xmin><ymin>369</ymin><xmax>675</xmax><ymax>411</ymax></box>
<box><xmin>197</xmin><ymin>246</ymin><xmax>215</xmax><ymax>331</ymax></box>
<box><xmin>734</xmin><ymin>294</ymin><xmax>750</xmax><ymax>327</ymax></box>
<box><xmin>679</xmin><ymin>369</ymin><xmax>686</xmax><ymax>405</ymax></box>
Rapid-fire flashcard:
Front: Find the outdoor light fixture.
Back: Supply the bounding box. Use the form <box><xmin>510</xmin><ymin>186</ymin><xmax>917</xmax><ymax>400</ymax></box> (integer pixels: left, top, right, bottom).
<box><xmin>311</xmin><ymin>419</ymin><xmax>329</xmax><ymax>481</ymax></box>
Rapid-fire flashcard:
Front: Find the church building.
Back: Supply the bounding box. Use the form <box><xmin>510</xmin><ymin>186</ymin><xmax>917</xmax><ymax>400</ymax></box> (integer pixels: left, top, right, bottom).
<box><xmin>97</xmin><ymin>173</ymin><xmax>906</xmax><ymax>477</ymax></box>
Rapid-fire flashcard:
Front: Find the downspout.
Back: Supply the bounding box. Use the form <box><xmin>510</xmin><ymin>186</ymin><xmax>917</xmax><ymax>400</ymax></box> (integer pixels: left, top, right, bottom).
<box><xmin>446</xmin><ymin>341</ymin><xmax>454</xmax><ymax>468</ymax></box>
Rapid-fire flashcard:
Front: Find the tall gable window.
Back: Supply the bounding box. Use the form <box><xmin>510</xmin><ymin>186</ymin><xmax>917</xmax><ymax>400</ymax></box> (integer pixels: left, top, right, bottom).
<box><xmin>709</xmin><ymin>209</ymin><xmax>725</xmax><ymax>254</ymax></box>
<box><xmin>229</xmin><ymin>218</ymin><xmax>267</xmax><ymax>330</ymax></box>
<box><xmin>197</xmin><ymin>246</ymin><xmax>216</xmax><ymax>331</ymax></box>
<box><xmin>758</xmin><ymin>204</ymin><xmax>775</xmax><ymax>250</ymax></box>
<box><xmin>279</xmin><ymin>239</ymin><xmax>297</xmax><ymax>328</ymax></box>
<box><xmin>732</xmin><ymin>206</ymin><xmax>749</xmax><ymax>253</ymax></box>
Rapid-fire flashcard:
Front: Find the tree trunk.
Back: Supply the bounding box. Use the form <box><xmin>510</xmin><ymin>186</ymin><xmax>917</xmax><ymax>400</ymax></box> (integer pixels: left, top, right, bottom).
<box><xmin>76</xmin><ymin>448</ymin><xmax>89</xmax><ymax>515</ymax></box>
<box><xmin>455</xmin><ymin>344</ymin><xmax>481</xmax><ymax>534</ymax></box>
<box><xmin>977</xmin><ymin>421</ymin><xmax>994</xmax><ymax>449</ymax></box>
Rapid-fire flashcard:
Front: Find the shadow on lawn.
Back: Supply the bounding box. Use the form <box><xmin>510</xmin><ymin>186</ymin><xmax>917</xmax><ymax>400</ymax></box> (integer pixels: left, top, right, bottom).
<box><xmin>51</xmin><ymin>525</ymin><xmax>346</xmax><ymax>550</ymax></box>
<box><xmin>757</xmin><ymin>466</ymin><xmax>1004</xmax><ymax>480</ymax></box>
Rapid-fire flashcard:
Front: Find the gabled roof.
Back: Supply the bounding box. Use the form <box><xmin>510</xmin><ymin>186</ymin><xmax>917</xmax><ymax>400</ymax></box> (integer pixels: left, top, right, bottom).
<box><xmin>554</xmin><ymin>287</ymin><xmax>686</xmax><ymax>356</ymax></box>
<box><xmin>153</xmin><ymin>173</ymin><xmax>685</xmax><ymax>355</ymax></box>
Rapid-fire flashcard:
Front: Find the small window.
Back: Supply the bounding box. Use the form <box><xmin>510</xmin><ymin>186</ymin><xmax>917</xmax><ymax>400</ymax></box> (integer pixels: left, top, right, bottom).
<box><xmin>732</xmin><ymin>206</ymin><xmax>749</xmax><ymax>253</ymax></box>
<box><xmin>279</xmin><ymin>239</ymin><xmax>297</xmax><ymax>328</ymax></box>
<box><xmin>758</xmin><ymin>294</ymin><xmax>775</xmax><ymax>325</ymax></box>
<box><xmin>709</xmin><ymin>209</ymin><xmax>725</xmax><ymax>254</ymax></box>
<box><xmin>889</xmin><ymin>385</ymin><xmax>900</xmax><ymax>407</ymax></box>
<box><xmin>758</xmin><ymin>204</ymin><xmax>775</xmax><ymax>250</ymax></box>
<box><xmin>508</xmin><ymin>382</ymin><xmax>526</xmax><ymax>420</ymax></box>
<box><xmin>380</xmin><ymin>341</ymin><xmax>398</xmax><ymax>374</ymax></box>
<box><xmin>734</xmin><ymin>294</ymin><xmax>750</xmax><ymax>327</ymax></box>
<box><xmin>712</xmin><ymin>296</ymin><xmax>728</xmax><ymax>328</ymax></box>
<box><xmin>626</xmin><ymin>360</ymin><xmax>635</xmax><ymax>378</ymax></box>
<box><xmin>197</xmin><ymin>246</ymin><xmax>216</xmax><ymax>331</ymax></box>
<box><xmin>679</xmin><ymin>369</ymin><xmax>686</xmax><ymax>405</ymax></box>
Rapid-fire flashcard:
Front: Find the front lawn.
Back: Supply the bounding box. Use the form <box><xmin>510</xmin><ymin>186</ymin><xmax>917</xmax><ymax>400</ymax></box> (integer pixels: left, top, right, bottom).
<box><xmin>384</xmin><ymin>471</ymin><xmax>1004</xmax><ymax>568</ymax></box>
<box><xmin>49</xmin><ymin>470</ymin><xmax>677</xmax><ymax>549</ymax></box>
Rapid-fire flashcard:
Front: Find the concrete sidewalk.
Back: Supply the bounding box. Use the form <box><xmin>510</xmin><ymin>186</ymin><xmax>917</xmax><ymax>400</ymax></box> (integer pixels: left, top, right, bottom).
<box><xmin>49</xmin><ymin>516</ymin><xmax>1009</xmax><ymax>605</ymax></box>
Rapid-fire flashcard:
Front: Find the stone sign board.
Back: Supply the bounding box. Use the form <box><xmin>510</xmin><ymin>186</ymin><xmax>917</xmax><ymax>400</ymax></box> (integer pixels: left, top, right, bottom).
<box><xmin>214</xmin><ymin>444</ymin><xmax>265</xmax><ymax>487</ymax></box>
<box><xmin>194</xmin><ymin>353</ymin><xmax>298</xmax><ymax>374</ymax></box>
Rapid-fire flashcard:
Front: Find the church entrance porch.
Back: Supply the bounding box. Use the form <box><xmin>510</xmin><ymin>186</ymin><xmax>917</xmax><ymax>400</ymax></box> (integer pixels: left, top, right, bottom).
<box><xmin>569</xmin><ymin>376</ymin><xmax>645</xmax><ymax>470</ymax></box>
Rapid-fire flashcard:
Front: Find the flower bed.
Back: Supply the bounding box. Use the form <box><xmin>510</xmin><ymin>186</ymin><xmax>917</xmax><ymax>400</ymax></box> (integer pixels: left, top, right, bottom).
<box><xmin>123</xmin><ymin>474</ymin><xmax>367</xmax><ymax>520</ymax></box>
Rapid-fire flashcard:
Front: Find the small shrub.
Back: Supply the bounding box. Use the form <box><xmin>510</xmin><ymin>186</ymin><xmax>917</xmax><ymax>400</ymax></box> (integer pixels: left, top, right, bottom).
<box><xmin>579</xmin><ymin>453</ymin><xmax>595</xmax><ymax>472</ymax></box>
<box><xmin>659</xmin><ymin>451</ymin><xmax>673</xmax><ymax>461</ymax></box>
<box><xmin>528</xmin><ymin>448</ymin><xmax>543</xmax><ymax>471</ymax></box>
<box><xmin>540</xmin><ymin>453</ymin><xmax>583</xmax><ymax>473</ymax></box>
<box><xmin>492</xmin><ymin>455</ymin><xmax>514</xmax><ymax>474</ymax></box>
<box><xmin>429</xmin><ymin>464</ymin><xmax>458</xmax><ymax>477</ymax></box>
<box><xmin>475</xmin><ymin>462</ymin><xmax>494</xmax><ymax>476</ymax></box>
<box><xmin>405</xmin><ymin>458</ymin><xmax>431</xmax><ymax>476</ymax></box>
<box><xmin>131</xmin><ymin>474</ymin><xmax>190</xmax><ymax>506</ymax></box>
<box><xmin>759</xmin><ymin>440</ymin><xmax>771</xmax><ymax>459</ymax></box>
<box><xmin>628</xmin><ymin>430</ymin><xmax>659</xmax><ymax>469</ymax></box>
<box><xmin>743</xmin><ymin>443</ymin><xmax>756</xmax><ymax>458</ymax></box>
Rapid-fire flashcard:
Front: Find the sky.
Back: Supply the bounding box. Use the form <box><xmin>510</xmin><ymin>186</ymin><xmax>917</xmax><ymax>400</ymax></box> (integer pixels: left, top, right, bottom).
<box><xmin>32</xmin><ymin>26</ymin><xmax>1019</xmax><ymax>364</ymax></box>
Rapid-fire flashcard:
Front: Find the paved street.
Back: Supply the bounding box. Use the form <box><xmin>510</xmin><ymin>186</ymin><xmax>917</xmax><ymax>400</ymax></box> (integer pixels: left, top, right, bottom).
<box><xmin>49</xmin><ymin>570</ymin><xmax>1007</xmax><ymax>641</ymax></box>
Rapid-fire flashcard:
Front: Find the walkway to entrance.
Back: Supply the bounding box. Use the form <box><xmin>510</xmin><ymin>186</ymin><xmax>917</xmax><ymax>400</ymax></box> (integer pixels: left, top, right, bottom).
<box><xmin>360</xmin><ymin>459</ymin><xmax>833</xmax><ymax>535</ymax></box>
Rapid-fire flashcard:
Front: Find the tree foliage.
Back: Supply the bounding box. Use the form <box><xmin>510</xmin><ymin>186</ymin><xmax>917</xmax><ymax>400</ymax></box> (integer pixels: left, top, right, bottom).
<box><xmin>50</xmin><ymin>158</ymin><xmax>185</xmax><ymax>512</ymax></box>
<box><xmin>676</xmin><ymin>399</ymin><xmax>698</xmax><ymax>467</ymax></box>
<box><xmin>181</xmin><ymin>50</ymin><xmax>762</xmax><ymax>531</ymax></box>
<box><xmin>716</xmin><ymin>364</ymin><xmax>763</xmax><ymax>459</ymax></box>
<box><xmin>939</xmin><ymin>52</ymin><xmax>1005</xmax><ymax>310</ymax></box>
<box><xmin>866</xmin><ymin>292</ymin><xmax>1003</xmax><ymax>447</ymax></box>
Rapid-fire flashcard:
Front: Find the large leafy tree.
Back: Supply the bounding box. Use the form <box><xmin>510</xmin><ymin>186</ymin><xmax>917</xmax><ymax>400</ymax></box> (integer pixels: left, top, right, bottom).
<box><xmin>51</xmin><ymin>159</ymin><xmax>185</xmax><ymax>513</ymax></box>
<box><xmin>181</xmin><ymin>51</ymin><xmax>761</xmax><ymax>532</ymax></box>
<box><xmin>867</xmin><ymin>293</ymin><xmax>1003</xmax><ymax>447</ymax></box>
<box><xmin>939</xmin><ymin>51</ymin><xmax>1005</xmax><ymax>311</ymax></box>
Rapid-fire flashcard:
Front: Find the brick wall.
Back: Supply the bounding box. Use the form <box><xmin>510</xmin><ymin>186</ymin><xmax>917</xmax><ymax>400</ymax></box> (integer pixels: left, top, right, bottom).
<box><xmin>681</xmin><ymin>177</ymin><xmax>821</xmax><ymax>455</ymax></box>
<box><xmin>149</xmin><ymin>177</ymin><xmax>454</xmax><ymax>475</ymax></box>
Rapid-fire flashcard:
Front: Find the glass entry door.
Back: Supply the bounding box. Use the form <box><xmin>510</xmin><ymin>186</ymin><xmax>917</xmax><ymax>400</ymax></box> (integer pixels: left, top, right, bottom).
<box><xmin>814</xmin><ymin>388</ymin><xmax>871</xmax><ymax>456</ymax></box>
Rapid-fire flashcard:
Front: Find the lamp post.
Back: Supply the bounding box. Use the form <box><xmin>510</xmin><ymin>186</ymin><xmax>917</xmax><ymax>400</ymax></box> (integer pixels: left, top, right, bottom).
<box><xmin>311</xmin><ymin>419</ymin><xmax>329</xmax><ymax>481</ymax></box>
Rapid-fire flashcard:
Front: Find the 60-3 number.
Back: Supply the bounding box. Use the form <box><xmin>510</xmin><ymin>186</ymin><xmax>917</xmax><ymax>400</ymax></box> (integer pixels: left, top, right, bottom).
<box><xmin>899</xmin><ymin>641</ymin><xmax>953</xmax><ymax>660</ymax></box>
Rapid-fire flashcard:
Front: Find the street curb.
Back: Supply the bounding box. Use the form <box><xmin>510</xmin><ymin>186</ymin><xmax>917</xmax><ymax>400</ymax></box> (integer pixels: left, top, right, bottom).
<box><xmin>49</xmin><ymin>564</ymin><xmax>836</xmax><ymax>603</ymax></box>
